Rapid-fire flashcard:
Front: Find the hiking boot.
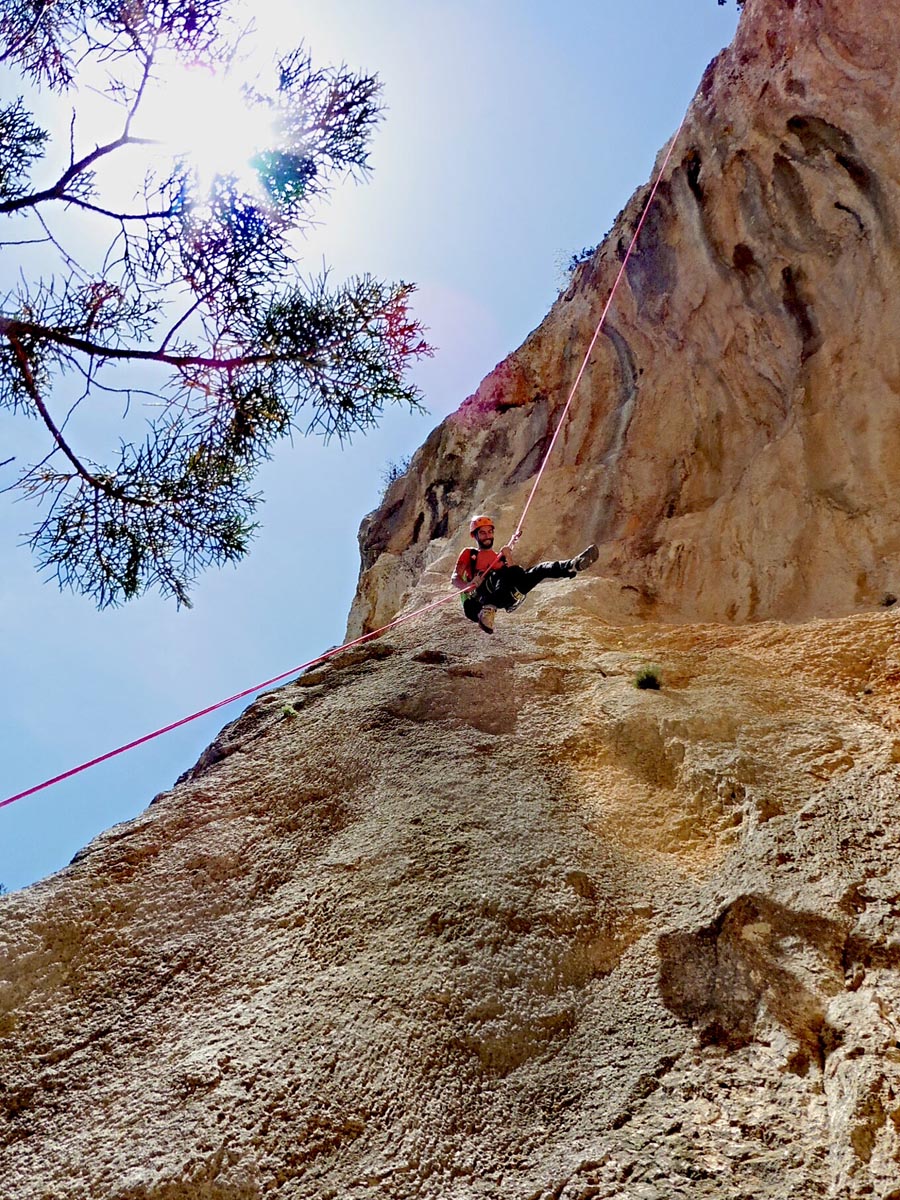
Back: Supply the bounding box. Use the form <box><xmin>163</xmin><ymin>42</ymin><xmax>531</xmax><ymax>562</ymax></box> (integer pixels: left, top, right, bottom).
<box><xmin>569</xmin><ymin>543</ymin><xmax>599</xmax><ymax>575</ymax></box>
<box><xmin>507</xmin><ymin>588</ymin><xmax>527</xmax><ymax>611</ymax></box>
<box><xmin>477</xmin><ymin>605</ymin><xmax>497</xmax><ymax>634</ymax></box>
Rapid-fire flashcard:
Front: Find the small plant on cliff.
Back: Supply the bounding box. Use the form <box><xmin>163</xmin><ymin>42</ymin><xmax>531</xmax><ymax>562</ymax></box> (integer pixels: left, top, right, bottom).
<box><xmin>635</xmin><ymin>669</ymin><xmax>661</xmax><ymax>691</ymax></box>
<box><xmin>567</xmin><ymin>245</ymin><xmax>598</xmax><ymax>273</ymax></box>
<box><xmin>379</xmin><ymin>454</ymin><xmax>412</xmax><ymax>498</ymax></box>
<box><xmin>554</xmin><ymin>244</ymin><xmax>599</xmax><ymax>292</ymax></box>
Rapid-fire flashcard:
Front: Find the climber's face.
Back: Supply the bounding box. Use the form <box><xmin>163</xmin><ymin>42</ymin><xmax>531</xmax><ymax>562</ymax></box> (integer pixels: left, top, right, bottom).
<box><xmin>474</xmin><ymin>525</ymin><xmax>494</xmax><ymax>548</ymax></box>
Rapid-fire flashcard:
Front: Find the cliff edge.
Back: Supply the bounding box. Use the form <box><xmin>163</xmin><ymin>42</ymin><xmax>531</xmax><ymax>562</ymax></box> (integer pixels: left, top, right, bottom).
<box><xmin>349</xmin><ymin>0</ymin><xmax>900</xmax><ymax>636</ymax></box>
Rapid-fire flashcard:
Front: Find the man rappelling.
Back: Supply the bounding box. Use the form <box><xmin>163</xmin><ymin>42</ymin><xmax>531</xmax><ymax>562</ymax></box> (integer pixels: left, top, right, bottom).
<box><xmin>451</xmin><ymin>514</ymin><xmax>599</xmax><ymax>634</ymax></box>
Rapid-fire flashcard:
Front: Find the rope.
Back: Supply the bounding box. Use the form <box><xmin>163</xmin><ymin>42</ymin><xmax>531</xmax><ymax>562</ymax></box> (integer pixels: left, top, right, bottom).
<box><xmin>0</xmin><ymin>589</ymin><xmax>465</xmax><ymax>811</ymax></box>
<box><xmin>511</xmin><ymin>110</ymin><xmax>688</xmax><ymax>546</ymax></box>
<box><xmin>1</xmin><ymin>114</ymin><xmax>688</xmax><ymax>813</ymax></box>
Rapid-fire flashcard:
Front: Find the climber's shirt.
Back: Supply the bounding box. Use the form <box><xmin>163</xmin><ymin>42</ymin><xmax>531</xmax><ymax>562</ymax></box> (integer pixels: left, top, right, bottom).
<box><xmin>453</xmin><ymin>547</ymin><xmax>501</xmax><ymax>585</ymax></box>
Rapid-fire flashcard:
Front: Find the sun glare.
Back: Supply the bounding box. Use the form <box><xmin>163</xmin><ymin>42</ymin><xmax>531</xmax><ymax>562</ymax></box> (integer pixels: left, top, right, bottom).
<box><xmin>141</xmin><ymin>60</ymin><xmax>275</xmax><ymax>195</ymax></box>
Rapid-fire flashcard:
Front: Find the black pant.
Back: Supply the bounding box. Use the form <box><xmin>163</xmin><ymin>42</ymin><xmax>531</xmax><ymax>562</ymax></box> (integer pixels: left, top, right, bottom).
<box><xmin>462</xmin><ymin>561</ymin><xmax>573</xmax><ymax>622</ymax></box>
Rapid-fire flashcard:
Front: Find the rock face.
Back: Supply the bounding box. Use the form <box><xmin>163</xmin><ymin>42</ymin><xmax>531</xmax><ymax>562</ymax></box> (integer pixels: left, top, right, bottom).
<box><xmin>4</xmin><ymin>2</ymin><xmax>900</xmax><ymax>1198</ymax></box>
<box><xmin>3</xmin><ymin>605</ymin><xmax>900</xmax><ymax>1198</ymax></box>
<box><xmin>349</xmin><ymin>0</ymin><xmax>900</xmax><ymax>637</ymax></box>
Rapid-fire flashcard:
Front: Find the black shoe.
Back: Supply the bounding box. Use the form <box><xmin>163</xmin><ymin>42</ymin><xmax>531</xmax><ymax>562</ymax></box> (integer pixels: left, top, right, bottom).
<box><xmin>570</xmin><ymin>544</ymin><xmax>599</xmax><ymax>574</ymax></box>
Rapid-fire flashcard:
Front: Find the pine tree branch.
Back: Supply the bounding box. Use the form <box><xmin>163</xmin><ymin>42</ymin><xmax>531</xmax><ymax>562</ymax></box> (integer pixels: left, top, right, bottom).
<box><xmin>0</xmin><ymin>0</ymin><xmax>53</xmax><ymax>66</ymax></box>
<box><xmin>4</xmin><ymin>327</ymin><xmax>152</xmax><ymax>506</ymax></box>
<box><xmin>0</xmin><ymin>315</ymin><xmax>311</xmax><ymax>370</ymax></box>
<box><xmin>0</xmin><ymin>133</ymin><xmax>158</xmax><ymax>215</ymax></box>
<box><xmin>57</xmin><ymin>196</ymin><xmax>179</xmax><ymax>222</ymax></box>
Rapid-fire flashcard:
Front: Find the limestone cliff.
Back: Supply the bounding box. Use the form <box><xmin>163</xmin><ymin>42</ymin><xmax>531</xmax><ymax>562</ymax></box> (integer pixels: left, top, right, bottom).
<box><xmin>349</xmin><ymin>0</ymin><xmax>900</xmax><ymax>636</ymax></box>
<box><xmin>4</xmin><ymin>2</ymin><xmax>900</xmax><ymax>1198</ymax></box>
<box><xmin>3</xmin><ymin>605</ymin><xmax>900</xmax><ymax>1198</ymax></box>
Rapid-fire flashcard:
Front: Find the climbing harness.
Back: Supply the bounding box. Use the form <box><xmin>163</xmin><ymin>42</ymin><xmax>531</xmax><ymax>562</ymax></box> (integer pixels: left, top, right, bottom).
<box><xmin>458</xmin><ymin>546</ymin><xmax>481</xmax><ymax>605</ymax></box>
<box><xmin>1</xmin><ymin>111</ymin><xmax>689</xmax><ymax>812</ymax></box>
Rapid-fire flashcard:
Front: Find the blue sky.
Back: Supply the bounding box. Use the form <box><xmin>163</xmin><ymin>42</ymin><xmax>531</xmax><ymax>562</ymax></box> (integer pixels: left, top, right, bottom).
<box><xmin>0</xmin><ymin>1</ymin><xmax>740</xmax><ymax>891</ymax></box>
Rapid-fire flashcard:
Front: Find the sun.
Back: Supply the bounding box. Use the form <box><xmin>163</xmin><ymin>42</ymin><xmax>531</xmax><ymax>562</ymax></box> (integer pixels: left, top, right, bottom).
<box><xmin>140</xmin><ymin>57</ymin><xmax>276</xmax><ymax>196</ymax></box>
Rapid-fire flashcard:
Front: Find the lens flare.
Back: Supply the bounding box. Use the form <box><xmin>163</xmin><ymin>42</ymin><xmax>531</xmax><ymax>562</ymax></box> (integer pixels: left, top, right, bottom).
<box><xmin>142</xmin><ymin>59</ymin><xmax>275</xmax><ymax>196</ymax></box>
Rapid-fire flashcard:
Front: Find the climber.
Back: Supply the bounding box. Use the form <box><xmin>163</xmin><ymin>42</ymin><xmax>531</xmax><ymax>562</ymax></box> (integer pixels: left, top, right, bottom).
<box><xmin>451</xmin><ymin>514</ymin><xmax>599</xmax><ymax>634</ymax></box>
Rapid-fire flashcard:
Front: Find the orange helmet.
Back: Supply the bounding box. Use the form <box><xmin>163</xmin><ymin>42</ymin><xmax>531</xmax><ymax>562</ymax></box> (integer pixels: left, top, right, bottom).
<box><xmin>469</xmin><ymin>514</ymin><xmax>494</xmax><ymax>536</ymax></box>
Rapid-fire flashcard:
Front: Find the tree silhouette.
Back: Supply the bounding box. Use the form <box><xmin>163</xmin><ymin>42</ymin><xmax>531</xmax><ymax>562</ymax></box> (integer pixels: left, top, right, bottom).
<box><xmin>0</xmin><ymin>0</ymin><xmax>431</xmax><ymax>606</ymax></box>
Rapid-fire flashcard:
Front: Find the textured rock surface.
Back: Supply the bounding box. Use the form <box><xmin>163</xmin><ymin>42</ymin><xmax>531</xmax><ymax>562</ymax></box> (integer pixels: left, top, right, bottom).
<box><xmin>3</xmin><ymin>599</ymin><xmax>900</xmax><ymax>1198</ymax></box>
<box><xmin>5</xmin><ymin>1</ymin><xmax>900</xmax><ymax>1197</ymax></box>
<box><xmin>349</xmin><ymin>0</ymin><xmax>900</xmax><ymax>636</ymax></box>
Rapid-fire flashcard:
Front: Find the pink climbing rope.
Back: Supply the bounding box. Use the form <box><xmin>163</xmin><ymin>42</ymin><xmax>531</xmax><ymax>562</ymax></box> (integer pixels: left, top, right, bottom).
<box><xmin>0</xmin><ymin>589</ymin><xmax>464</xmax><ymax>810</ymax></box>
<box><xmin>1</xmin><ymin>112</ymin><xmax>690</xmax><ymax>812</ymax></box>
<box><xmin>511</xmin><ymin>110</ymin><xmax>688</xmax><ymax>546</ymax></box>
